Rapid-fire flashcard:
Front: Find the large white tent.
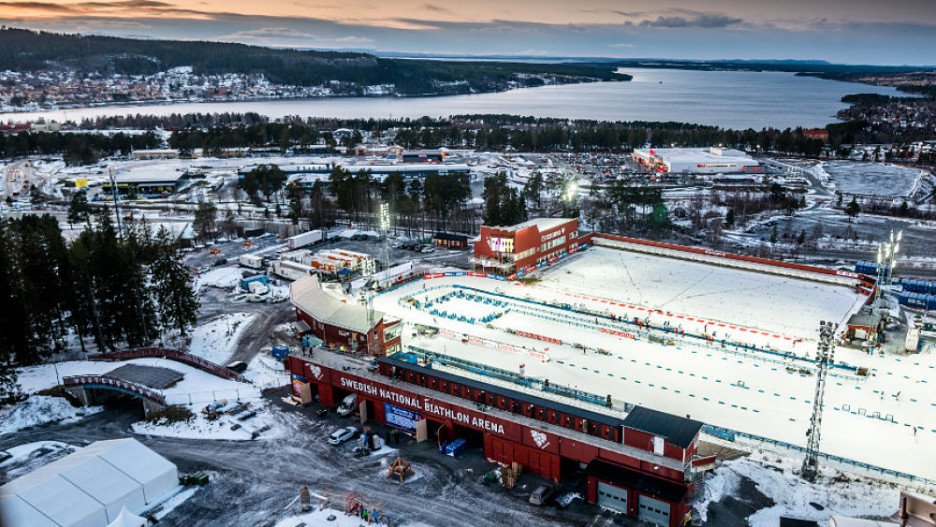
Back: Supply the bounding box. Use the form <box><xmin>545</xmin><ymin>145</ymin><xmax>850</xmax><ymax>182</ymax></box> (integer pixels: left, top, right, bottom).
<box><xmin>0</xmin><ymin>438</ymin><xmax>178</xmax><ymax>527</ymax></box>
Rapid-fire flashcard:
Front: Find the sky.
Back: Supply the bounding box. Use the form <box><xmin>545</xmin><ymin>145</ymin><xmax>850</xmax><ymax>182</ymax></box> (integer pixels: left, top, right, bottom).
<box><xmin>1</xmin><ymin>0</ymin><xmax>935</xmax><ymax>65</ymax></box>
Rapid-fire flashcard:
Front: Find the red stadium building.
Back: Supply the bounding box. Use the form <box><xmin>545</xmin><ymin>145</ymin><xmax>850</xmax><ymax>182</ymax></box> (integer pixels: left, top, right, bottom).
<box><xmin>287</xmin><ymin>350</ymin><xmax>705</xmax><ymax>527</ymax></box>
<box><xmin>290</xmin><ymin>276</ymin><xmax>402</xmax><ymax>355</ymax></box>
<box><xmin>471</xmin><ymin>217</ymin><xmax>581</xmax><ymax>276</ymax></box>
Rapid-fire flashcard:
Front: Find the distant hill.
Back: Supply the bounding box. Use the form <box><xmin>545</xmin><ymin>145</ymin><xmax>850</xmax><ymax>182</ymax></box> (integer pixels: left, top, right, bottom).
<box><xmin>0</xmin><ymin>28</ymin><xmax>629</xmax><ymax>96</ymax></box>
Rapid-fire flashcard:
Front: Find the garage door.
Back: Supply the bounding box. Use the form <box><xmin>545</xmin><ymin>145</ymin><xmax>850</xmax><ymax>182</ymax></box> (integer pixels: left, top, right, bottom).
<box><xmin>596</xmin><ymin>482</ymin><xmax>628</xmax><ymax>514</ymax></box>
<box><xmin>637</xmin><ymin>494</ymin><xmax>671</xmax><ymax>526</ymax></box>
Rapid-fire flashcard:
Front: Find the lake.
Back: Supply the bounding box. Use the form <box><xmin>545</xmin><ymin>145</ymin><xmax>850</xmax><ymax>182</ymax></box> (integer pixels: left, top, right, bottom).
<box><xmin>0</xmin><ymin>68</ymin><xmax>907</xmax><ymax>129</ymax></box>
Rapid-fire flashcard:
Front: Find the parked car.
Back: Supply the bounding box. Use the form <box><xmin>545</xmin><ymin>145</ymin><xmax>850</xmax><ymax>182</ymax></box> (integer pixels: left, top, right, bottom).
<box><xmin>529</xmin><ymin>484</ymin><xmax>556</xmax><ymax>506</ymax></box>
<box><xmin>328</xmin><ymin>426</ymin><xmax>358</xmax><ymax>445</ymax></box>
<box><xmin>336</xmin><ymin>393</ymin><xmax>358</xmax><ymax>417</ymax></box>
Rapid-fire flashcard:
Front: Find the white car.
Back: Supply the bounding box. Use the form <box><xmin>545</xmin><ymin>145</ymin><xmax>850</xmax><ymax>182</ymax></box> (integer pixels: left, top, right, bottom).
<box><xmin>328</xmin><ymin>426</ymin><xmax>358</xmax><ymax>445</ymax></box>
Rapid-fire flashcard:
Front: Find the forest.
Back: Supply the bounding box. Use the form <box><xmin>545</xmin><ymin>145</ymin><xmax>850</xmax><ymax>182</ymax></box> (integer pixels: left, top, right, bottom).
<box><xmin>0</xmin><ymin>28</ymin><xmax>628</xmax><ymax>96</ymax></box>
<box><xmin>0</xmin><ymin>209</ymin><xmax>199</xmax><ymax>401</ymax></box>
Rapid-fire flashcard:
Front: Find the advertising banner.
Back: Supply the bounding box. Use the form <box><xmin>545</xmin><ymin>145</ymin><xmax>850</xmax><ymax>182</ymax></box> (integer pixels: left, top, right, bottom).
<box><xmin>384</xmin><ymin>402</ymin><xmax>421</xmax><ymax>433</ymax></box>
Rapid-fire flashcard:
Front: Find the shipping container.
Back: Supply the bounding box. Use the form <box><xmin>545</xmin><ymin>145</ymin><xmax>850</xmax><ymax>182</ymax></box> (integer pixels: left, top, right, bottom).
<box><xmin>286</xmin><ymin>230</ymin><xmax>324</xmax><ymax>250</ymax></box>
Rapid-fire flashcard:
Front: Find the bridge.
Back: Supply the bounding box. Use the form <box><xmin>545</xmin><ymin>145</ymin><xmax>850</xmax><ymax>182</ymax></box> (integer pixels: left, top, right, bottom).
<box><xmin>89</xmin><ymin>347</ymin><xmax>248</xmax><ymax>383</ymax></box>
<box><xmin>63</xmin><ymin>374</ymin><xmax>168</xmax><ymax>417</ymax></box>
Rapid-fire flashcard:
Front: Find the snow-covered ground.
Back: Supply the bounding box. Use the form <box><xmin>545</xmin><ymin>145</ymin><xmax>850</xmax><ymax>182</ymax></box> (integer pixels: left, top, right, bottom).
<box><xmin>824</xmin><ymin>161</ymin><xmax>926</xmax><ymax>198</ymax></box>
<box><xmin>15</xmin><ymin>357</ymin><xmax>261</xmax><ymax>406</ymax></box>
<box><xmin>132</xmin><ymin>399</ymin><xmax>287</xmax><ymax>441</ymax></box>
<box><xmin>536</xmin><ymin>246</ymin><xmax>865</xmax><ymax>345</ymax></box>
<box><xmin>274</xmin><ymin>506</ymin><xmax>431</xmax><ymax>527</ymax></box>
<box><xmin>0</xmin><ymin>440</ymin><xmax>77</xmax><ymax>481</ymax></box>
<box><xmin>0</xmin><ymin>395</ymin><xmax>103</xmax><ymax>435</ymax></box>
<box><xmin>373</xmin><ymin>271</ymin><xmax>936</xmax><ymax>481</ymax></box>
<box><xmin>697</xmin><ymin>450</ymin><xmax>901</xmax><ymax>526</ymax></box>
<box><xmin>194</xmin><ymin>266</ymin><xmax>244</xmax><ymax>292</ymax></box>
<box><xmin>188</xmin><ymin>312</ymin><xmax>255</xmax><ymax>364</ymax></box>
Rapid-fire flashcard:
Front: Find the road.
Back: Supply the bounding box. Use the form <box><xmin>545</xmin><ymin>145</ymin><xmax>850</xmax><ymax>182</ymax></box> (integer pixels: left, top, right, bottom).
<box><xmin>0</xmin><ymin>392</ymin><xmax>618</xmax><ymax>527</ymax></box>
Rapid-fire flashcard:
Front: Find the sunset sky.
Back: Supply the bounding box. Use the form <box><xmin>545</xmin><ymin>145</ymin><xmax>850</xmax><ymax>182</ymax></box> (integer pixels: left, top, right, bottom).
<box><xmin>2</xmin><ymin>0</ymin><xmax>935</xmax><ymax>64</ymax></box>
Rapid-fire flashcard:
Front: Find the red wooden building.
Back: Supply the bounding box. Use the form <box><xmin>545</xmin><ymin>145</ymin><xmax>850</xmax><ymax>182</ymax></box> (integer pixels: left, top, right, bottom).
<box><xmin>290</xmin><ymin>276</ymin><xmax>402</xmax><ymax>355</ymax></box>
<box><xmin>287</xmin><ymin>350</ymin><xmax>704</xmax><ymax>526</ymax></box>
<box><xmin>471</xmin><ymin>217</ymin><xmax>580</xmax><ymax>276</ymax></box>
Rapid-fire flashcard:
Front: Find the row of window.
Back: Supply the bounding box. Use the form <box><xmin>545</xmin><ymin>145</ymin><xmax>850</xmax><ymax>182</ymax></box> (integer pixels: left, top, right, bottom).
<box><xmin>383</xmin><ymin>365</ymin><xmax>622</xmax><ymax>443</ymax></box>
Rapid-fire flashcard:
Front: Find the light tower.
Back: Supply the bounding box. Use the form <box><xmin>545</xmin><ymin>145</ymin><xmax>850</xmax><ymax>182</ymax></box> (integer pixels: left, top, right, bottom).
<box><xmin>801</xmin><ymin>320</ymin><xmax>838</xmax><ymax>482</ymax></box>
<box><xmin>378</xmin><ymin>202</ymin><xmax>392</xmax><ymax>275</ymax></box>
<box><xmin>875</xmin><ymin>229</ymin><xmax>902</xmax><ymax>298</ymax></box>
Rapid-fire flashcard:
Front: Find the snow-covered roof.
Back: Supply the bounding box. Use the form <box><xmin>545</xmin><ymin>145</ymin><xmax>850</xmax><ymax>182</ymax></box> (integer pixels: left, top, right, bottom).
<box><xmin>498</xmin><ymin>217</ymin><xmax>576</xmax><ymax>232</ymax></box>
<box><xmin>106</xmin><ymin>507</ymin><xmax>146</xmax><ymax>527</ymax></box>
<box><xmin>0</xmin><ymin>438</ymin><xmax>178</xmax><ymax>527</ymax></box>
<box><xmin>290</xmin><ymin>275</ymin><xmax>382</xmax><ymax>334</ymax></box>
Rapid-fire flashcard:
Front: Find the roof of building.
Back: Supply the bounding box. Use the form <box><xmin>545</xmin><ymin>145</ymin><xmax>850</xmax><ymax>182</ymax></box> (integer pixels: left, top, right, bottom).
<box><xmin>496</xmin><ymin>217</ymin><xmax>576</xmax><ymax>232</ymax></box>
<box><xmin>633</xmin><ymin>147</ymin><xmax>757</xmax><ymax>166</ymax></box>
<box><xmin>587</xmin><ymin>460</ymin><xmax>689</xmax><ymax>502</ymax></box>
<box><xmin>0</xmin><ymin>438</ymin><xmax>177</xmax><ymax>527</ymax></box>
<box><xmin>378</xmin><ymin>354</ymin><xmax>626</xmax><ymax>428</ymax></box>
<box><xmin>105</xmin><ymin>364</ymin><xmax>184</xmax><ymax>389</ymax></box>
<box><xmin>622</xmin><ymin>406</ymin><xmax>703</xmax><ymax>449</ymax></box>
<box><xmin>290</xmin><ymin>275</ymin><xmax>382</xmax><ymax>334</ymax></box>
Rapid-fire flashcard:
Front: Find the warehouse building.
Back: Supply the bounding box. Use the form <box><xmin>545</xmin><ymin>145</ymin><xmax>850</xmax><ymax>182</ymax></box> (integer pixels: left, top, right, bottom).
<box><xmin>471</xmin><ymin>217</ymin><xmax>582</xmax><ymax>276</ymax></box>
<box><xmin>632</xmin><ymin>147</ymin><xmax>762</xmax><ymax>175</ymax></box>
<box><xmin>0</xmin><ymin>438</ymin><xmax>178</xmax><ymax>527</ymax></box>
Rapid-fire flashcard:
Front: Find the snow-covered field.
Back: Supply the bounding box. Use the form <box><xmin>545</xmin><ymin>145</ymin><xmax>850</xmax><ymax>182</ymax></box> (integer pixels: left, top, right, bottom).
<box><xmin>132</xmin><ymin>399</ymin><xmax>287</xmax><ymax>441</ymax></box>
<box><xmin>536</xmin><ymin>246</ymin><xmax>865</xmax><ymax>345</ymax></box>
<box><xmin>0</xmin><ymin>395</ymin><xmax>103</xmax><ymax>435</ymax></box>
<box><xmin>373</xmin><ymin>269</ymin><xmax>936</xmax><ymax>481</ymax></box>
<box><xmin>824</xmin><ymin>161</ymin><xmax>926</xmax><ymax>198</ymax></box>
<box><xmin>188</xmin><ymin>312</ymin><xmax>255</xmax><ymax>364</ymax></box>
<box><xmin>697</xmin><ymin>450</ymin><xmax>901</xmax><ymax>526</ymax></box>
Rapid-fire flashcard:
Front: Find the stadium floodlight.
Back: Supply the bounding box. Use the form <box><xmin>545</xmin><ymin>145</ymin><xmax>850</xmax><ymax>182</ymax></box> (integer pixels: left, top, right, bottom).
<box><xmin>563</xmin><ymin>180</ymin><xmax>579</xmax><ymax>202</ymax></box>
<box><xmin>378</xmin><ymin>202</ymin><xmax>391</xmax><ymax>234</ymax></box>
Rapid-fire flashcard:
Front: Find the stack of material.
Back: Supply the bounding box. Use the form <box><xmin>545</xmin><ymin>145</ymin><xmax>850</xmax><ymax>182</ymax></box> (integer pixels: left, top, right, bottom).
<box><xmin>500</xmin><ymin>462</ymin><xmax>523</xmax><ymax>490</ymax></box>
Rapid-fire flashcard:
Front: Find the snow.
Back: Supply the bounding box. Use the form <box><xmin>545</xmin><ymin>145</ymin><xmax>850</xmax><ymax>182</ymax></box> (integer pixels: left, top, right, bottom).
<box><xmin>696</xmin><ymin>450</ymin><xmax>901</xmax><ymax>527</ymax></box>
<box><xmin>824</xmin><ymin>161</ymin><xmax>925</xmax><ymax>198</ymax></box>
<box><xmin>194</xmin><ymin>266</ymin><xmax>243</xmax><ymax>291</ymax></box>
<box><xmin>0</xmin><ymin>395</ymin><xmax>103</xmax><ymax>435</ymax></box>
<box><xmin>15</xmin><ymin>357</ymin><xmax>261</xmax><ymax>405</ymax></box>
<box><xmin>132</xmin><ymin>400</ymin><xmax>288</xmax><ymax>441</ymax></box>
<box><xmin>187</xmin><ymin>313</ymin><xmax>254</xmax><ymax>364</ymax></box>
<box><xmin>536</xmin><ymin>246</ymin><xmax>864</xmax><ymax>344</ymax></box>
<box><xmin>373</xmin><ymin>272</ymin><xmax>936</xmax><ymax>481</ymax></box>
<box><xmin>0</xmin><ymin>441</ymin><xmax>77</xmax><ymax>482</ymax></box>
<box><xmin>273</xmin><ymin>505</ymin><xmax>433</xmax><ymax>527</ymax></box>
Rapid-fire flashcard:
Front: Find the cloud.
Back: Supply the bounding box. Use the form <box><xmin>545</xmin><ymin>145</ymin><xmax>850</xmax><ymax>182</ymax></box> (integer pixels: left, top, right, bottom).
<box><xmin>421</xmin><ymin>3</ymin><xmax>453</xmax><ymax>15</ymax></box>
<box><xmin>212</xmin><ymin>27</ymin><xmax>372</xmax><ymax>48</ymax></box>
<box><xmin>638</xmin><ymin>12</ymin><xmax>743</xmax><ymax>29</ymax></box>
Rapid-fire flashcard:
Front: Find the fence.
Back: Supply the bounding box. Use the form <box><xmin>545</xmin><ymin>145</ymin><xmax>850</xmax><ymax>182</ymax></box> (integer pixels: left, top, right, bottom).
<box><xmin>89</xmin><ymin>347</ymin><xmax>248</xmax><ymax>383</ymax></box>
<box><xmin>63</xmin><ymin>374</ymin><xmax>167</xmax><ymax>405</ymax></box>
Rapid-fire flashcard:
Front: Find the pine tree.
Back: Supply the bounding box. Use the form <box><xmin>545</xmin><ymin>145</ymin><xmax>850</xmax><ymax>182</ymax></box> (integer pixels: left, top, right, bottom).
<box><xmin>67</xmin><ymin>190</ymin><xmax>91</xmax><ymax>229</ymax></box>
<box><xmin>193</xmin><ymin>201</ymin><xmax>218</xmax><ymax>241</ymax></box>
<box><xmin>151</xmin><ymin>227</ymin><xmax>199</xmax><ymax>338</ymax></box>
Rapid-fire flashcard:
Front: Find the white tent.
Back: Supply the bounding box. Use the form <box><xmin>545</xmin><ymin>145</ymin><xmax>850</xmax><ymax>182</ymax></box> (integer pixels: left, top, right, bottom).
<box><xmin>106</xmin><ymin>507</ymin><xmax>146</xmax><ymax>527</ymax></box>
<box><xmin>0</xmin><ymin>438</ymin><xmax>178</xmax><ymax>527</ymax></box>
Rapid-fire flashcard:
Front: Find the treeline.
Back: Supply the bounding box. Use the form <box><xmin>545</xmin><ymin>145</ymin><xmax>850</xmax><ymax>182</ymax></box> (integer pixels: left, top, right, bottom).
<box><xmin>0</xmin><ymin>131</ymin><xmax>161</xmax><ymax>164</ymax></box>
<box><xmin>0</xmin><ymin>210</ymin><xmax>198</xmax><ymax>399</ymax></box>
<box><xmin>279</xmin><ymin>166</ymin><xmax>473</xmax><ymax>234</ymax></box>
<box><xmin>0</xmin><ymin>28</ymin><xmax>626</xmax><ymax>96</ymax></box>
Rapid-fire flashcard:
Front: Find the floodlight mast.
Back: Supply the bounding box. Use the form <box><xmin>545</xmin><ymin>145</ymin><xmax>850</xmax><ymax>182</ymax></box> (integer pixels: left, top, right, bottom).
<box><xmin>801</xmin><ymin>320</ymin><xmax>838</xmax><ymax>482</ymax></box>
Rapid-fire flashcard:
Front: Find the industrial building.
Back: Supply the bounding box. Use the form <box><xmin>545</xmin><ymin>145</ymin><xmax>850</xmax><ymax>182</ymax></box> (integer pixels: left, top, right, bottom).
<box><xmin>100</xmin><ymin>167</ymin><xmax>192</xmax><ymax>197</ymax></box>
<box><xmin>632</xmin><ymin>147</ymin><xmax>762</xmax><ymax>175</ymax></box>
<box><xmin>0</xmin><ymin>438</ymin><xmax>178</xmax><ymax>527</ymax></box>
<box><xmin>471</xmin><ymin>217</ymin><xmax>582</xmax><ymax>276</ymax></box>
